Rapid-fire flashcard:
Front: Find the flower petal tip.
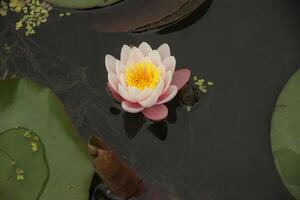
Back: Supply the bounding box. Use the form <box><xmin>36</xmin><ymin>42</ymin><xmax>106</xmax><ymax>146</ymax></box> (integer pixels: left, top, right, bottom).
<box><xmin>142</xmin><ymin>104</ymin><xmax>168</xmax><ymax>121</ymax></box>
<box><xmin>171</xmin><ymin>68</ymin><xmax>191</xmax><ymax>90</ymax></box>
<box><xmin>122</xmin><ymin>101</ymin><xmax>144</xmax><ymax>113</ymax></box>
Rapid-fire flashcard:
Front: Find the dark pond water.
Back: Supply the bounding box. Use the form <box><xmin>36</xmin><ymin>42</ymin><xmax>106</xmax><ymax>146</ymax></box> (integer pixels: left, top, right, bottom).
<box><xmin>1</xmin><ymin>0</ymin><xmax>300</xmax><ymax>199</ymax></box>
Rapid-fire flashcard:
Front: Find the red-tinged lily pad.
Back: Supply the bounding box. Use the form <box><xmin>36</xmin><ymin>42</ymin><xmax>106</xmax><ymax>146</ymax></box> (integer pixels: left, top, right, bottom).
<box><xmin>91</xmin><ymin>0</ymin><xmax>188</xmax><ymax>32</ymax></box>
<box><xmin>271</xmin><ymin>69</ymin><xmax>300</xmax><ymax>200</ymax></box>
<box><xmin>0</xmin><ymin>78</ymin><xmax>93</xmax><ymax>200</ymax></box>
<box><xmin>133</xmin><ymin>0</ymin><xmax>207</xmax><ymax>33</ymax></box>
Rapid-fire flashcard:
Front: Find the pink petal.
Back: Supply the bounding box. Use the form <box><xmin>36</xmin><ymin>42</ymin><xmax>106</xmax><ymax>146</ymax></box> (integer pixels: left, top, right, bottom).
<box><xmin>121</xmin><ymin>45</ymin><xmax>131</xmax><ymax>65</ymax></box>
<box><xmin>157</xmin><ymin>43</ymin><xmax>170</xmax><ymax>60</ymax></box>
<box><xmin>108</xmin><ymin>73</ymin><xmax>119</xmax><ymax>91</ymax></box>
<box><xmin>142</xmin><ymin>104</ymin><xmax>168</xmax><ymax>121</ymax></box>
<box><xmin>107</xmin><ymin>83</ymin><xmax>123</xmax><ymax>102</ymax></box>
<box><xmin>163</xmin><ymin>56</ymin><xmax>176</xmax><ymax>75</ymax></box>
<box><xmin>157</xmin><ymin>85</ymin><xmax>178</xmax><ymax>104</ymax></box>
<box><xmin>139</xmin><ymin>42</ymin><xmax>152</xmax><ymax>56</ymax></box>
<box><xmin>105</xmin><ymin>55</ymin><xmax>116</xmax><ymax>74</ymax></box>
<box><xmin>171</xmin><ymin>69</ymin><xmax>191</xmax><ymax>90</ymax></box>
<box><xmin>122</xmin><ymin>101</ymin><xmax>144</xmax><ymax>113</ymax></box>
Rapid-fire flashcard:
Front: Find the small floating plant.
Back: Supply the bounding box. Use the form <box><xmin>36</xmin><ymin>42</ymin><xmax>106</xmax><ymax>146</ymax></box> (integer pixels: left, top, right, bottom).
<box><xmin>179</xmin><ymin>75</ymin><xmax>214</xmax><ymax>112</ymax></box>
<box><xmin>0</xmin><ymin>0</ymin><xmax>71</xmax><ymax>36</ymax></box>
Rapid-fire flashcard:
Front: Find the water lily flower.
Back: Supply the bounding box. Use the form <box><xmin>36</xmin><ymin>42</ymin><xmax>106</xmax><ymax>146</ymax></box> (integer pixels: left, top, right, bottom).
<box><xmin>106</xmin><ymin>42</ymin><xmax>191</xmax><ymax>121</ymax></box>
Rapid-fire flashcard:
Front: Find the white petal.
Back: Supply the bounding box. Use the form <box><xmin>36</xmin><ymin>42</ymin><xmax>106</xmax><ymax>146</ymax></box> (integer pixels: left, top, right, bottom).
<box><xmin>139</xmin><ymin>42</ymin><xmax>152</xmax><ymax>56</ymax></box>
<box><xmin>122</xmin><ymin>101</ymin><xmax>144</xmax><ymax>113</ymax></box>
<box><xmin>139</xmin><ymin>80</ymin><xmax>164</xmax><ymax>108</ymax></box>
<box><xmin>120</xmin><ymin>73</ymin><xmax>127</xmax><ymax>88</ymax></box>
<box><xmin>148</xmin><ymin>50</ymin><xmax>161</xmax><ymax>66</ymax></box>
<box><xmin>158</xmin><ymin>64</ymin><xmax>166</xmax><ymax>81</ymax></box>
<box><xmin>118</xmin><ymin>84</ymin><xmax>136</xmax><ymax>103</ymax></box>
<box><xmin>116</xmin><ymin>60</ymin><xmax>125</xmax><ymax>77</ymax></box>
<box><xmin>105</xmin><ymin>55</ymin><xmax>116</xmax><ymax>74</ymax></box>
<box><xmin>163</xmin><ymin>71</ymin><xmax>172</xmax><ymax>93</ymax></box>
<box><xmin>157</xmin><ymin>85</ymin><xmax>178</xmax><ymax>104</ymax></box>
<box><xmin>163</xmin><ymin>56</ymin><xmax>176</xmax><ymax>75</ymax></box>
<box><xmin>121</xmin><ymin>45</ymin><xmax>131</xmax><ymax>65</ymax></box>
<box><xmin>157</xmin><ymin>43</ymin><xmax>170</xmax><ymax>60</ymax></box>
<box><xmin>108</xmin><ymin>73</ymin><xmax>119</xmax><ymax>91</ymax></box>
<box><xmin>128</xmin><ymin>87</ymin><xmax>153</xmax><ymax>102</ymax></box>
<box><xmin>143</xmin><ymin>57</ymin><xmax>152</xmax><ymax>63</ymax></box>
<box><xmin>128</xmin><ymin>47</ymin><xmax>144</xmax><ymax>64</ymax></box>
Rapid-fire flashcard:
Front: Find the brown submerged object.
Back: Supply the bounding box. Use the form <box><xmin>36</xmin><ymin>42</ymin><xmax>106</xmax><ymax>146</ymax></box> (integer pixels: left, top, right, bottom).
<box><xmin>88</xmin><ymin>135</ymin><xmax>145</xmax><ymax>199</ymax></box>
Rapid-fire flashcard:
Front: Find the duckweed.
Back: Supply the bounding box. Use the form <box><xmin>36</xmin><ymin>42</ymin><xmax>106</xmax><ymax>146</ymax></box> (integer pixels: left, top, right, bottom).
<box><xmin>0</xmin><ymin>0</ymin><xmax>71</xmax><ymax>36</ymax></box>
<box><xmin>16</xmin><ymin>168</ymin><xmax>25</xmax><ymax>181</ymax></box>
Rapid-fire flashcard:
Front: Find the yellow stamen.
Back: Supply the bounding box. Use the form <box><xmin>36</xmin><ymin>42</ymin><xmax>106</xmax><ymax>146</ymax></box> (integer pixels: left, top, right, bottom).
<box><xmin>125</xmin><ymin>61</ymin><xmax>161</xmax><ymax>90</ymax></box>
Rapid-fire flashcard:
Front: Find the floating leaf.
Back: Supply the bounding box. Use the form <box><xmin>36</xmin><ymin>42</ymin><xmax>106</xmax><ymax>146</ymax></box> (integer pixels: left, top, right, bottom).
<box><xmin>133</xmin><ymin>0</ymin><xmax>207</xmax><ymax>32</ymax></box>
<box><xmin>0</xmin><ymin>128</ymin><xmax>48</xmax><ymax>199</ymax></box>
<box><xmin>47</xmin><ymin>0</ymin><xmax>122</xmax><ymax>9</ymax></box>
<box><xmin>271</xmin><ymin>69</ymin><xmax>300</xmax><ymax>199</ymax></box>
<box><xmin>0</xmin><ymin>78</ymin><xmax>93</xmax><ymax>200</ymax></box>
<box><xmin>92</xmin><ymin>0</ymin><xmax>188</xmax><ymax>32</ymax></box>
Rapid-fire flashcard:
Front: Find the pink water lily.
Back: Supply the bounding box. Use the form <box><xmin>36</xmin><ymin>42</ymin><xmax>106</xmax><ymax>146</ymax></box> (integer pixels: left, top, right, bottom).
<box><xmin>106</xmin><ymin>42</ymin><xmax>191</xmax><ymax>121</ymax></box>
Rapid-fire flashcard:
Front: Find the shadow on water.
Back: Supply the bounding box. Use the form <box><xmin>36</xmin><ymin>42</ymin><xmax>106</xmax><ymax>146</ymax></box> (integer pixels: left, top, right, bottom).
<box><xmin>108</xmin><ymin>82</ymin><xmax>202</xmax><ymax>141</ymax></box>
<box><xmin>120</xmin><ymin>109</ymin><xmax>171</xmax><ymax>141</ymax></box>
<box><xmin>108</xmin><ymin>79</ymin><xmax>202</xmax><ymax>141</ymax></box>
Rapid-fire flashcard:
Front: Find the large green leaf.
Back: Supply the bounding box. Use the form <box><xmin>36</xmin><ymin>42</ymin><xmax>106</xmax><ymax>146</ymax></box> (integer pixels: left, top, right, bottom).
<box><xmin>0</xmin><ymin>128</ymin><xmax>49</xmax><ymax>199</ymax></box>
<box><xmin>271</xmin><ymin>69</ymin><xmax>300</xmax><ymax>199</ymax></box>
<box><xmin>0</xmin><ymin>78</ymin><xmax>93</xmax><ymax>200</ymax></box>
<box><xmin>47</xmin><ymin>0</ymin><xmax>122</xmax><ymax>9</ymax></box>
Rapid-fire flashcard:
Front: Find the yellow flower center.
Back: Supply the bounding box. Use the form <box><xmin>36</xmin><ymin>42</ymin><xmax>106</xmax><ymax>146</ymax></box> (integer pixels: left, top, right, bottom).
<box><xmin>125</xmin><ymin>61</ymin><xmax>161</xmax><ymax>90</ymax></box>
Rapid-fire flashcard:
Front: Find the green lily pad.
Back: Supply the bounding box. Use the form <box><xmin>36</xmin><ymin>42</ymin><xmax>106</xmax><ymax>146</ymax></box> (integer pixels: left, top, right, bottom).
<box><xmin>0</xmin><ymin>78</ymin><xmax>93</xmax><ymax>200</ymax></box>
<box><xmin>0</xmin><ymin>128</ymin><xmax>49</xmax><ymax>199</ymax></box>
<box><xmin>47</xmin><ymin>0</ymin><xmax>122</xmax><ymax>9</ymax></box>
<box><xmin>271</xmin><ymin>69</ymin><xmax>300</xmax><ymax>199</ymax></box>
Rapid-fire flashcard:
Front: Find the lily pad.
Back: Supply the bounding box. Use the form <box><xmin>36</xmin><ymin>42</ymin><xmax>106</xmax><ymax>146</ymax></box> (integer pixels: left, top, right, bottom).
<box><xmin>92</xmin><ymin>0</ymin><xmax>188</xmax><ymax>32</ymax></box>
<box><xmin>271</xmin><ymin>69</ymin><xmax>300</xmax><ymax>199</ymax></box>
<box><xmin>46</xmin><ymin>0</ymin><xmax>122</xmax><ymax>9</ymax></box>
<box><xmin>0</xmin><ymin>78</ymin><xmax>93</xmax><ymax>200</ymax></box>
<box><xmin>0</xmin><ymin>128</ymin><xmax>49</xmax><ymax>199</ymax></box>
<box><xmin>133</xmin><ymin>0</ymin><xmax>206</xmax><ymax>33</ymax></box>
